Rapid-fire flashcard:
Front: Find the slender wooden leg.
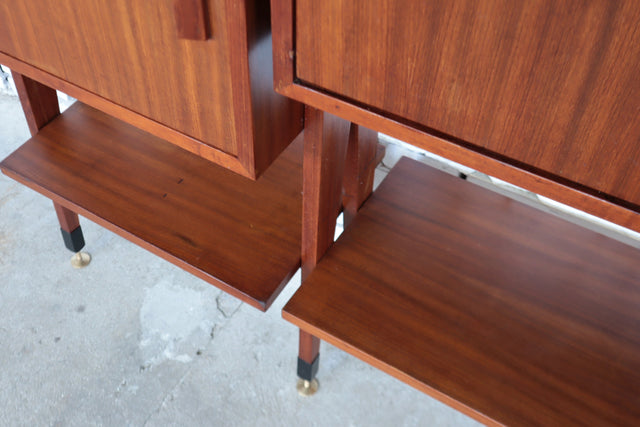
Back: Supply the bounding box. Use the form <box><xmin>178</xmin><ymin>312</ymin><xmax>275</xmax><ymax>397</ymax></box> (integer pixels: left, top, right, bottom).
<box><xmin>298</xmin><ymin>124</ymin><xmax>382</xmax><ymax>394</ymax></box>
<box><xmin>342</xmin><ymin>124</ymin><xmax>385</xmax><ymax>227</ymax></box>
<box><xmin>13</xmin><ymin>72</ymin><xmax>90</xmax><ymax>266</ymax></box>
<box><xmin>297</xmin><ymin>106</ymin><xmax>350</xmax><ymax>395</ymax></box>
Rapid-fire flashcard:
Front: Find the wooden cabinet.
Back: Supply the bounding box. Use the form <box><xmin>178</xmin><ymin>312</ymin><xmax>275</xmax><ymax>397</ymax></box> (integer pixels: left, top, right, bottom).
<box><xmin>271</xmin><ymin>0</ymin><xmax>640</xmax><ymax>424</ymax></box>
<box><xmin>0</xmin><ymin>1</ymin><xmax>307</xmax><ymax>310</ymax></box>
<box><xmin>3</xmin><ymin>0</ymin><xmax>640</xmax><ymax>422</ymax></box>
<box><xmin>0</xmin><ymin>0</ymin><xmax>303</xmax><ymax>178</ymax></box>
<box><xmin>273</xmin><ymin>0</ymin><xmax>640</xmax><ymax>231</ymax></box>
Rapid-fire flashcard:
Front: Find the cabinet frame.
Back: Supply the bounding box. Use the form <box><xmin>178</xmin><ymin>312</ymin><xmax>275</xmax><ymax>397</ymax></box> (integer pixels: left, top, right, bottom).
<box><xmin>1</xmin><ymin>0</ymin><xmax>303</xmax><ymax>179</ymax></box>
<box><xmin>270</xmin><ymin>0</ymin><xmax>640</xmax><ymax>232</ymax></box>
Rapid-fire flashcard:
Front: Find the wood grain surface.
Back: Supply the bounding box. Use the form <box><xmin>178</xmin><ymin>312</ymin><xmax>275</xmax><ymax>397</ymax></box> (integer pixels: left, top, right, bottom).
<box><xmin>342</xmin><ymin>125</ymin><xmax>382</xmax><ymax>227</ymax></box>
<box><xmin>0</xmin><ymin>0</ymin><xmax>237</xmax><ymax>153</ymax></box>
<box><xmin>295</xmin><ymin>0</ymin><xmax>640</xmax><ymax>205</ymax></box>
<box><xmin>53</xmin><ymin>202</ymin><xmax>80</xmax><ymax>233</ymax></box>
<box><xmin>301</xmin><ymin>106</ymin><xmax>350</xmax><ymax>280</ymax></box>
<box><xmin>0</xmin><ymin>102</ymin><xmax>303</xmax><ymax>311</ymax></box>
<box><xmin>239</xmin><ymin>0</ymin><xmax>304</xmax><ymax>178</ymax></box>
<box><xmin>12</xmin><ymin>72</ymin><xmax>59</xmax><ymax>135</ymax></box>
<box><xmin>297</xmin><ymin>106</ymin><xmax>351</xmax><ymax>372</ymax></box>
<box><xmin>1</xmin><ymin>0</ymin><xmax>303</xmax><ymax>178</ymax></box>
<box><xmin>284</xmin><ymin>157</ymin><xmax>640</xmax><ymax>426</ymax></box>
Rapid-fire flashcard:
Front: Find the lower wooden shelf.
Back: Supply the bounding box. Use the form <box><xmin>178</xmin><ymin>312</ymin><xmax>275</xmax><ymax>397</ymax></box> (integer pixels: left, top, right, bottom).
<box><xmin>284</xmin><ymin>157</ymin><xmax>640</xmax><ymax>426</ymax></box>
<box><xmin>0</xmin><ymin>102</ymin><xmax>303</xmax><ymax>311</ymax></box>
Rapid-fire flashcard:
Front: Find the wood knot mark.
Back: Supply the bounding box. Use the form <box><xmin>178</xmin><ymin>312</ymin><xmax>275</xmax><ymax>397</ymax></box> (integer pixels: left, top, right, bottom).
<box><xmin>174</xmin><ymin>233</ymin><xmax>197</xmax><ymax>248</ymax></box>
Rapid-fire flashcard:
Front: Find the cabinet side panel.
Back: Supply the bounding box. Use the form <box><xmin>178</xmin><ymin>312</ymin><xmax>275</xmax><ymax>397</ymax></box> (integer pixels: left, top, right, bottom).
<box><xmin>246</xmin><ymin>0</ymin><xmax>304</xmax><ymax>177</ymax></box>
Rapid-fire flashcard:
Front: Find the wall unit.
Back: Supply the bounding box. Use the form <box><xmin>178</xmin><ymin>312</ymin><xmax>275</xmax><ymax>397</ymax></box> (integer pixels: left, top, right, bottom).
<box><xmin>0</xmin><ymin>0</ymin><xmax>303</xmax><ymax>178</ymax></box>
<box><xmin>0</xmin><ymin>0</ymin><xmax>313</xmax><ymax>310</ymax></box>
<box><xmin>272</xmin><ymin>0</ymin><xmax>640</xmax><ymax>231</ymax></box>
<box><xmin>3</xmin><ymin>0</ymin><xmax>640</xmax><ymax>423</ymax></box>
<box><xmin>271</xmin><ymin>0</ymin><xmax>640</xmax><ymax>424</ymax></box>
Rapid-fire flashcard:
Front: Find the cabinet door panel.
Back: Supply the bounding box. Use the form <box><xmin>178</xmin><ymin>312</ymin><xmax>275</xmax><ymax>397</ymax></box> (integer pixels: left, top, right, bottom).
<box><xmin>0</xmin><ymin>0</ymin><xmax>237</xmax><ymax>155</ymax></box>
<box><xmin>296</xmin><ymin>0</ymin><xmax>640</xmax><ymax>205</ymax></box>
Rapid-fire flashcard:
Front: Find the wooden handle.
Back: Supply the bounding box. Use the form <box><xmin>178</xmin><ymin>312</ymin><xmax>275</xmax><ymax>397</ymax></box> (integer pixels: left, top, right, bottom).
<box><xmin>174</xmin><ymin>0</ymin><xmax>210</xmax><ymax>40</ymax></box>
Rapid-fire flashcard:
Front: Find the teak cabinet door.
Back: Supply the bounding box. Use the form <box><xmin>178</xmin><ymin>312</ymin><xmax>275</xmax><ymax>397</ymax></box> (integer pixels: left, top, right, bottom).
<box><xmin>0</xmin><ymin>0</ymin><xmax>302</xmax><ymax>178</ymax></box>
<box><xmin>295</xmin><ymin>0</ymin><xmax>640</xmax><ymax>206</ymax></box>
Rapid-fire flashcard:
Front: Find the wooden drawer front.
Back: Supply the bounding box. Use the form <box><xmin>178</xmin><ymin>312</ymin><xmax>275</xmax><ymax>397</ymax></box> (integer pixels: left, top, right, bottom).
<box><xmin>0</xmin><ymin>0</ymin><xmax>237</xmax><ymax>155</ymax></box>
<box><xmin>296</xmin><ymin>0</ymin><xmax>640</xmax><ymax>206</ymax></box>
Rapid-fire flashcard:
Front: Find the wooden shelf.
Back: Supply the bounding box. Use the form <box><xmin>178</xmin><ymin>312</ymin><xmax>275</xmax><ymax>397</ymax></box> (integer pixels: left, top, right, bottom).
<box><xmin>0</xmin><ymin>102</ymin><xmax>302</xmax><ymax>311</ymax></box>
<box><xmin>283</xmin><ymin>157</ymin><xmax>640</xmax><ymax>426</ymax></box>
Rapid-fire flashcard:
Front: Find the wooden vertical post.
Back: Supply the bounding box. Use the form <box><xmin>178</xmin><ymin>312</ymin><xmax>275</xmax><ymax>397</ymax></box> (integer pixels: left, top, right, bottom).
<box><xmin>342</xmin><ymin>125</ymin><xmax>384</xmax><ymax>227</ymax></box>
<box><xmin>12</xmin><ymin>71</ymin><xmax>86</xmax><ymax>253</ymax></box>
<box><xmin>298</xmin><ymin>110</ymin><xmax>385</xmax><ymax>391</ymax></box>
<box><xmin>297</xmin><ymin>106</ymin><xmax>350</xmax><ymax>389</ymax></box>
<box><xmin>13</xmin><ymin>72</ymin><xmax>60</xmax><ymax>134</ymax></box>
<box><xmin>301</xmin><ymin>106</ymin><xmax>350</xmax><ymax>279</ymax></box>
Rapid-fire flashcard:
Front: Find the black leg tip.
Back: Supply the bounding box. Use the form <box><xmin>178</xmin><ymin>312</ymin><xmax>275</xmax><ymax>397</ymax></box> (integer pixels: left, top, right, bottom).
<box><xmin>60</xmin><ymin>226</ymin><xmax>85</xmax><ymax>252</ymax></box>
<box><xmin>297</xmin><ymin>354</ymin><xmax>320</xmax><ymax>381</ymax></box>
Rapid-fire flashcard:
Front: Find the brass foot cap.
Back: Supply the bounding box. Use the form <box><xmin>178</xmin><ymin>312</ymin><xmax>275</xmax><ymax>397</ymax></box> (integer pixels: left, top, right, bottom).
<box><xmin>71</xmin><ymin>252</ymin><xmax>91</xmax><ymax>269</ymax></box>
<box><xmin>296</xmin><ymin>378</ymin><xmax>319</xmax><ymax>396</ymax></box>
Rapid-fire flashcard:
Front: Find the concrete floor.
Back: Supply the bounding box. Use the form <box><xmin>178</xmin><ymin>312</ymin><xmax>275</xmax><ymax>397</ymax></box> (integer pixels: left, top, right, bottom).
<box><xmin>0</xmin><ymin>94</ymin><xmax>482</xmax><ymax>426</ymax></box>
